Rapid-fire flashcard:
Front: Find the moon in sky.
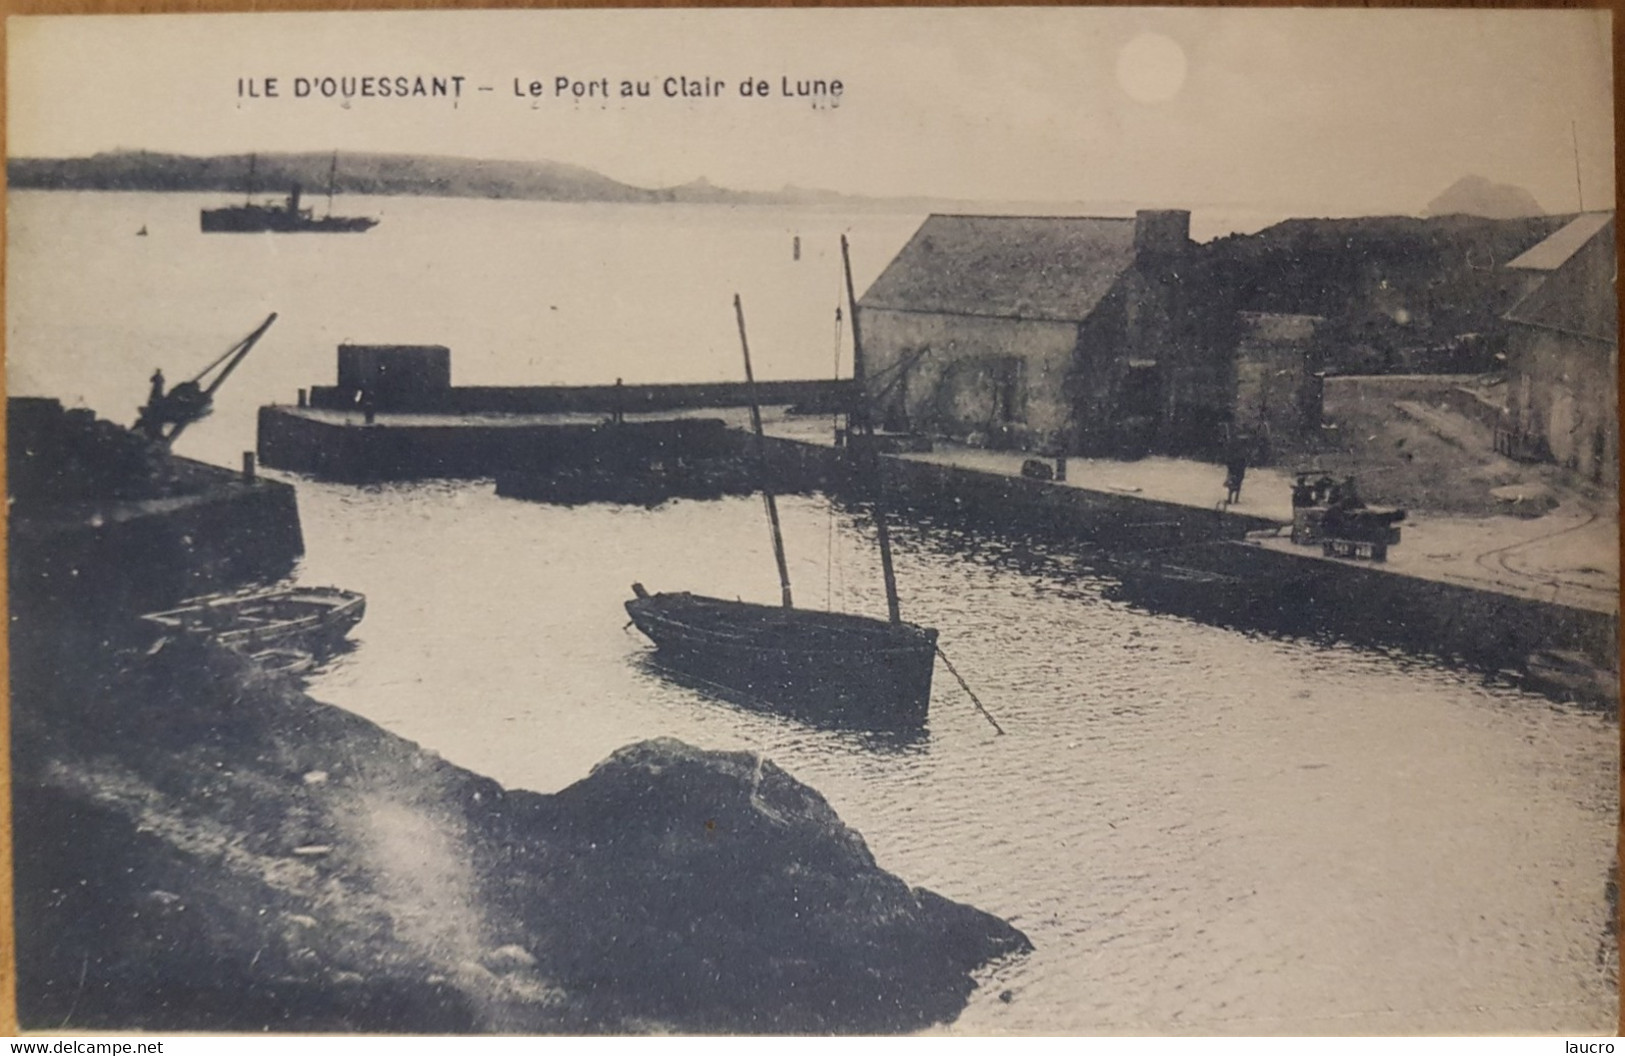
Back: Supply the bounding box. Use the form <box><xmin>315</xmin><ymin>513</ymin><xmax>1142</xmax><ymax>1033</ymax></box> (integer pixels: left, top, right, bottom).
<box><xmin>1116</xmin><ymin>33</ymin><xmax>1188</xmax><ymax>105</ymax></box>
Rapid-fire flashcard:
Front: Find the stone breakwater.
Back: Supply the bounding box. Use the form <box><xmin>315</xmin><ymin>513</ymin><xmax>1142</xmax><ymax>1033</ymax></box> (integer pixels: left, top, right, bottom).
<box><xmin>11</xmin><ymin>628</ymin><xmax>1031</xmax><ymax>1034</ymax></box>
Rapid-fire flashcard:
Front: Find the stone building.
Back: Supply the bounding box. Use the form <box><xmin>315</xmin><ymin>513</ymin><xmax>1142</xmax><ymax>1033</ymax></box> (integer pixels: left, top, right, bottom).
<box><xmin>857</xmin><ymin>210</ymin><xmax>1235</xmax><ymax>457</ymax></box>
<box><xmin>1499</xmin><ymin>212</ymin><xmax>1617</xmax><ymax>489</ymax></box>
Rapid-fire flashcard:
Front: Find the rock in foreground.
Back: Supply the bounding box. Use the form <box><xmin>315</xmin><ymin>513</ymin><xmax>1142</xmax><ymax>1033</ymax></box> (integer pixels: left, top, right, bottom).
<box><xmin>529</xmin><ymin>739</ymin><xmax>1032</xmax><ymax>1032</ymax></box>
<box><xmin>13</xmin><ymin>633</ymin><xmax>1030</xmax><ymax>1034</ymax></box>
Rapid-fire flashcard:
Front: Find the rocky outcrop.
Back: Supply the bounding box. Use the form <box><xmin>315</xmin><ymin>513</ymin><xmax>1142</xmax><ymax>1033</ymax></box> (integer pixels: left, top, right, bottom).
<box><xmin>1424</xmin><ymin>175</ymin><xmax>1545</xmax><ymax>219</ymax></box>
<box><xmin>12</xmin><ymin>629</ymin><xmax>1030</xmax><ymax>1034</ymax></box>
<box><xmin>528</xmin><ymin>739</ymin><xmax>1030</xmax><ymax>1032</ymax></box>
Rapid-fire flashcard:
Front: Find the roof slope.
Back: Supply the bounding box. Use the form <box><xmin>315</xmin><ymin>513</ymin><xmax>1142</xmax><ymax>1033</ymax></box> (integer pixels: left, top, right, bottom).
<box><xmin>859</xmin><ymin>215</ymin><xmax>1138</xmax><ymax>322</ymax></box>
<box><xmin>1506</xmin><ymin>216</ymin><xmax>1617</xmax><ymax>343</ymax></box>
<box><xmin>1507</xmin><ymin>212</ymin><xmax>1614</xmax><ymax>271</ymax></box>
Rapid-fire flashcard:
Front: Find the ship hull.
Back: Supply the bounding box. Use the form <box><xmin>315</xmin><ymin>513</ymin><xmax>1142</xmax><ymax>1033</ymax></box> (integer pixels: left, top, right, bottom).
<box><xmin>626</xmin><ymin>590</ymin><xmax>937</xmax><ymax>726</ymax></box>
<box><xmin>201</xmin><ymin>206</ymin><xmax>378</xmax><ymax>233</ymax></box>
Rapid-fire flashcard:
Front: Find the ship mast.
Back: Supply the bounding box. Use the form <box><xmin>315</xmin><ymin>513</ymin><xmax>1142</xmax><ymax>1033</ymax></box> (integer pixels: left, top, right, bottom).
<box><xmin>841</xmin><ymin>235</ymin><xmax>903</xmax><ymax>625</ymax></box>
<box><xmin>326</xmin><ymin>151</ymin><xmax>339</xmax><ymax>216</ymax></box>
<box><xmin>735</xmin><ymin>294</ymin><xmax>795</xmax><ymax>609</ymax></box>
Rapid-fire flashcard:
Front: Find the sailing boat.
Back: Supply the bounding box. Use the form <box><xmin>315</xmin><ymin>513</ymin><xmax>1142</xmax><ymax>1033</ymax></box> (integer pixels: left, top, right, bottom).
<box><xmin>201</xmin><ymin>152</ymin><xmax>379</xmax><ymax>233</ymax></box>
<box><xmin>626</xmin><ymin>261</ymin><xmax>938</xmax><ymax>726</ymax></box>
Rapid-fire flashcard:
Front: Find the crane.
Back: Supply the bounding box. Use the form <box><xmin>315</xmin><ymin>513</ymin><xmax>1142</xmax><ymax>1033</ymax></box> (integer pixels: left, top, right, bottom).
<box><xmin>135</xmin><ymin>313</ymin><xmax>277</xmax><ymax>447</ymax></box>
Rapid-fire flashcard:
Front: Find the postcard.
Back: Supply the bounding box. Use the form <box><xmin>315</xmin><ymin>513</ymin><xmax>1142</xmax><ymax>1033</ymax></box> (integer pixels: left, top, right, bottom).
<box><xmin>6</xmin><ymin>7</ymin><xmax>1618</xmax><ymax>1035</ymax></box>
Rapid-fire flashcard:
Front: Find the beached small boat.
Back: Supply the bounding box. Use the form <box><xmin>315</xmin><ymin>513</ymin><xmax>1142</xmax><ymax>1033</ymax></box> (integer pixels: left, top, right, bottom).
<box><xmin>627</xmin><ymin>585</ymin><xmax>938</xmax><ymax>723</ymax></box>
<box><xmin>142</xmin><ymin>586</ymin><xmax>365</xmax><ymax>654</ymax></box>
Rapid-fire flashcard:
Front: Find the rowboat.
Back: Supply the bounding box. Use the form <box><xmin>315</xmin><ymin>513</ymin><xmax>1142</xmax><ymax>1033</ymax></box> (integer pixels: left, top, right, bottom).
<box><xmin>142</xmin><ymin>586</ymin><xmax>365</xmax><ymax>654</ymax></box>
<box><xmin>626</xmin><ymin>585</ymin><xmax>938</xmax><ymax>724</ymax></box>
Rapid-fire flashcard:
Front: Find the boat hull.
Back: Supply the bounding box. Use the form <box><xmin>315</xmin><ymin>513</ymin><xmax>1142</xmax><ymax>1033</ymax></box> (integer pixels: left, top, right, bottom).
<box><xmin>142</xmin><ymin>586</ymin><xmax>366</xmax><ymax>655</ymax></box>
<box><xmin>626</xmin><ymin>591</ymin><xmax>937</xmax><ymax>726</ymax></box>
<box><xmin>201</xmin><ymin>207</ymin><xmax>378</xmax><ymax>233</ymax></box>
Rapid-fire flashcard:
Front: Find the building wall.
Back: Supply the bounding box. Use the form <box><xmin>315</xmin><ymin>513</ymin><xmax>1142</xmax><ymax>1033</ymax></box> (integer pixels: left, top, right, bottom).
<box><xmin>336</xmin><ymin>345</ymin><xmax>452</xmax><ymax>402</ymax></box>
<box><xmin>1504</xmin><ymin>328</ymin><xmax>1617</xmax><ymax>487</ymax></box>
<box><xmin>1503</xmin><ymin>224</ymin><xmax>1618</xmax><ymax>490</ymax></box>
<box><xmin>863</xmin><ymin>266</ymin><xmax>1225</xmax><ymax>458</ymax></box>
<box><xmin>1234</xmin><ymin>343</ymin><xmax>1320</xmax><ymax>448</ymax></box>
<box><xmin>1230</xmin><ymin>314</ymin><xmax>1326</xmax><ymax>458</ymax></box>
<box><xmin>1070</xmin><ymin>291</ymin><xmax>1133</xmax><ymax>454</ymax></box>
<box><xmin>1107</xmin><ymin>267</ymin><xmax>1234</xmax><ymax>456</ymax></box>
<box><xmin>861</xmin><ymin>309</ymin><xmax>1081</xmax><ymax>450</ymax></box>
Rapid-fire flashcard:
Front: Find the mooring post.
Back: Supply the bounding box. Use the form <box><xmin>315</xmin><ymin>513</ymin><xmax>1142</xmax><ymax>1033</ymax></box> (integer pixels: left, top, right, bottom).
<box><xmin>297</xmin><ymin>388</ymin><xmax>307</xmax><ymax>408</ymax></box>
<box><xmin>242</xmin><ymin>451</ymin><xmax>257</xmax><ymax>484</ymax></box>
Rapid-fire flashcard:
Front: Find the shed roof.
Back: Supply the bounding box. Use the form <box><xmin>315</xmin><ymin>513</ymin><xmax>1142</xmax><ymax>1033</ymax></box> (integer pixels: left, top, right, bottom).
<box><xmin>1506</xmin><ymin>212</ymin><xmax>1614</xmax><ymax>271</ymax></box>
<box><xmin>859</xmin><ymin>214</ymin><xmax>1139</xmax><ymax>322</ymax></box>
<box><xmin>1504</xmin><ymin>213</ymin><xmax>1616</xmax><ymax>343</ymax></box>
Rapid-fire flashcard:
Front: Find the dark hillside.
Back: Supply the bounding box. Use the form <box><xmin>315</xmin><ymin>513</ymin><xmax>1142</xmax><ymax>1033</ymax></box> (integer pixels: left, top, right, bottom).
<box><xmin>1204</xmin><ymin>214</ymin><xmax>1571</xmax><ymax>373</ymax></box>
<box><xmin>9</xmin><ymin>150</ymin><xmax>666</xmax><ymax>203</ymax></box>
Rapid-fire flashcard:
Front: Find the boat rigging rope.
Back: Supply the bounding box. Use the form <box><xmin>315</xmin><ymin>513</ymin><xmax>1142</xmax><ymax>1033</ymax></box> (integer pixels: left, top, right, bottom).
<box><xmin>188</xmin><ymin>330</ymin><xmax>254</xmax><ymax>385</ymax></box>
<box><xmin>934</xmin><ymin>644</ymin><xmax>1005</xmax><ymax>735</ymax></box>
<box><xmin>827</xmin><ymin>295</ymin><xmax>846</xmax><ymax>612</ymax></box>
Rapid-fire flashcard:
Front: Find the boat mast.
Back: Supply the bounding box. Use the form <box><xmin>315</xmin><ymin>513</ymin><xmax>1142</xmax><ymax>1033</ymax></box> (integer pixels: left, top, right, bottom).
<box><xmin>845</xmin><ymin>234</ymin><xmax>868</xmax><ymax>434</ymax></box>
<box><xmin>842</xmin><ymin>235</ymin><xmax>902</xmax><ymax>625</ymax></box>
<box><xmin>734</xmin><ymin>294</ymin><xmax>795</xmax><ymax>610</ymax></box>
<box><xmin>326</xmin><ymin>151</ymin><xmax>338</xmax><ymax>216</ymax></box>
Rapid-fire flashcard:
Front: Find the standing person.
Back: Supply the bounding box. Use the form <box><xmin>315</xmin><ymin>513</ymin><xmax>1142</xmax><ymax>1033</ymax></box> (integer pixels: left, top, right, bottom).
<box><xmin>1224</xmin><ymin>434</ymin><xmax>1249</xmax><ymax>505</ymax></box>
<box><xmin>148</xmin><ymin>368</ymin><xmax>166</xmax><ymax>406</ymax></box>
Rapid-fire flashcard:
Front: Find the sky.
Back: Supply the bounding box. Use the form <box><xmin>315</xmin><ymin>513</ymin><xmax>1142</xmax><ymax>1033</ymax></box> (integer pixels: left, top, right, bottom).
<box><xmin>7</xmin><ymin>8</ymin><xmax>1616</xmax><ymax>217</ymax></box>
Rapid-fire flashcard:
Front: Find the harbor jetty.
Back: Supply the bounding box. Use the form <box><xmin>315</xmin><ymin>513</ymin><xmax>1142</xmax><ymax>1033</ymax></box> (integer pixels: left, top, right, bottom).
<box><xmin>10</xmin><ymin>396</ymin><xmax>304</xmax><ymax>615</ymax></box>
<box><xmin>259</xmin><ymin>344</ymin><xmax>850</xmax><ymax>483</ymax></box>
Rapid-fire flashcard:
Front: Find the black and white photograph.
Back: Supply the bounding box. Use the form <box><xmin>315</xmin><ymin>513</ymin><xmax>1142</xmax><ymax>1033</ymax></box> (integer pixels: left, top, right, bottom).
<box><xmin>5</xmin><ymin>7</ymin><xmax>1619</xmax><ymax>1035</ymax></box>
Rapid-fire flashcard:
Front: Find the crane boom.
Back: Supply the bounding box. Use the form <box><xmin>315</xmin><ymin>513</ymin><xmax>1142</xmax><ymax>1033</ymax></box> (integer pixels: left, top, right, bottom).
<box><xmin>138</xmin><ymin>313</ymin><xmax>278</xmax><ymax>447</ymax></box>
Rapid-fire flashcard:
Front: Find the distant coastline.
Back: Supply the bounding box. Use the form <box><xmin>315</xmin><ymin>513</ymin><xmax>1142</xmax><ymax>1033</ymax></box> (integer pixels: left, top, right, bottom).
<box><xmin>7</xmin><ymin>149</ymin><xmax>1112</xmax><ymax>216</ymax></box>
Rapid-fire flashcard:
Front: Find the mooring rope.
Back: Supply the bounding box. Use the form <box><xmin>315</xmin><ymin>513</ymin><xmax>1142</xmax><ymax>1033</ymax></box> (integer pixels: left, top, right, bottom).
<box><xmin>935</xmin><ymin>644</ymin><xmax>1004</xmax><ymax>735</ymax></box>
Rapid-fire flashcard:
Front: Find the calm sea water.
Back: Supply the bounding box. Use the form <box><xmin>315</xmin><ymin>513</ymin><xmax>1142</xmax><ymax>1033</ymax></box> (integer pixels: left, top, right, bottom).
<box><xmin>8</xmin><ymin>192</ymin><xmax>1619</xmax><ymax>1034</ymax></box>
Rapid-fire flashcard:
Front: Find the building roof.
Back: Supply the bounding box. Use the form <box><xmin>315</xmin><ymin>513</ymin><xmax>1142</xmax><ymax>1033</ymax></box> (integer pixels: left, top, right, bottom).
<box><xmin>1506</xmin><ymin>211</ymin><xmax>1614</xmax><ymax>271</ymax></box>
<box><xmin>1505</xmin><ymin>214</ymin><xmax>1617</xmax><ymax>344</ymax></box>
<box><xmin>858</xmin><ymin>214</ymin><xmax>1139</xmax><ymax>322</ymax></box>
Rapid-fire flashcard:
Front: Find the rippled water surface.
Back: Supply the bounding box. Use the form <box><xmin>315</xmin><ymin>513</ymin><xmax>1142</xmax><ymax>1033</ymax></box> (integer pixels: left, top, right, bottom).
<box><xmin>292</xmin><ymin>481</ymin><xmax>1617</xmax><ymax>1035</ymax></box>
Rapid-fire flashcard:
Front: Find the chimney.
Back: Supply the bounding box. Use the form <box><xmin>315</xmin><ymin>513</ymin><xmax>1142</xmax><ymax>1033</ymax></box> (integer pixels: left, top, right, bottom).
<box><xmin>1134</xmin><ymin>209</ymin><xmax>1191</xmax><ymax>255</ymax></box>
